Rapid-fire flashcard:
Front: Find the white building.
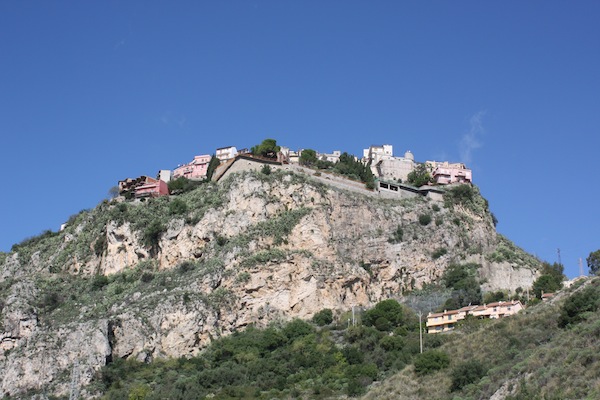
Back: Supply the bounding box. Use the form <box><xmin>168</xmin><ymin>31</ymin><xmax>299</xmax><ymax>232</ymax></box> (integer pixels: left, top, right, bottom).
<box><xmin>216</xmin><ymin>146</ymin><xmax>238</xmax><ymax>162</ymax></box>
<box><xmin>157</xmin><ymin>169</ymin><xmax>172</xmax><ymax>183</ymax></box>
<box><xmin>363</xmin><ymin>144</ymin><xmax>394</xmax><ymax>164</ymax></box>
<box><xmin>319</xmin><ymin>150</ymin><xmax>341</xmax><ymax>163</ymax></box>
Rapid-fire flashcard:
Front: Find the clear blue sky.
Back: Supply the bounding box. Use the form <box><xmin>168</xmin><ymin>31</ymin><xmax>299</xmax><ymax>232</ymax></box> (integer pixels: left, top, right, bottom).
<box><xmin>1</xmin><ymin>1</ymin><xmax>598</xmax><ymax>278</ymax></box>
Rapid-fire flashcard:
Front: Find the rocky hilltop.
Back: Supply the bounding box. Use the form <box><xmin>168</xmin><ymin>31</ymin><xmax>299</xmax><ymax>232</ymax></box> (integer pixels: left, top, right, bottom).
<box><xmin>0</xmin><ymin>168</ymin><xmax>540</xmax><ymax>397</ymax></box>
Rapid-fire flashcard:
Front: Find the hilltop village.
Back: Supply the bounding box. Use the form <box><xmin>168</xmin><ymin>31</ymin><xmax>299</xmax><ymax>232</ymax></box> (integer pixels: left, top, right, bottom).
<box><xmin>118</xmin><ymin>141</ymin><xmax>473</xmax><ymax>200</ymax></box>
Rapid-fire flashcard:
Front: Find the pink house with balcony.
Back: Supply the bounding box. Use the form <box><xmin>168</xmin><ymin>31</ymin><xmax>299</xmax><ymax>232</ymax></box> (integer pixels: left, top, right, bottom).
<box><xmin>173</xmin><ymin>154</ymin><xmax>211</xmax><ymax>181</ymax></box>
<box><xmin>118</xmin><ymin>176</ymin><xmax>169</xmax><ymax>198</ymax></box>
<box><xmin>426</xmin><ymin>161</ymin><xmax>472</xmax><ymax>184</ymax></box>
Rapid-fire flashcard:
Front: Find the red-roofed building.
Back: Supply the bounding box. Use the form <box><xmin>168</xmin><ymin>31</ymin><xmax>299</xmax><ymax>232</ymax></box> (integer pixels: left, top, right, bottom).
<box><xmin>426</xmin><ymin>300</ymin><xmax>523</xmax><ymax>334</ymax></box>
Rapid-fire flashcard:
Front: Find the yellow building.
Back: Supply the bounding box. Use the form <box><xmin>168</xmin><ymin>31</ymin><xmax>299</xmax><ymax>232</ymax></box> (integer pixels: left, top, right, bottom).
<box><xmin>426</xmin><ymin>301</ymin><xmax>523</xmax><ymax>334</ymax></box>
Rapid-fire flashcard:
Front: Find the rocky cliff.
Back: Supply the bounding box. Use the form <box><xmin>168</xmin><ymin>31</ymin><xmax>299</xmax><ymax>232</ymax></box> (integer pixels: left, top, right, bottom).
<box><xmin>0</xmin><ymin>168</ymin><xmax>540</xmax><ymax>397</ymax></box>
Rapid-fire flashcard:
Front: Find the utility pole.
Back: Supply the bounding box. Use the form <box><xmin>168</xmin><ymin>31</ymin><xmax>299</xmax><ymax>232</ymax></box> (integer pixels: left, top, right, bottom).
<box><xmin>579</xmin><ymin>258</ymin><xmax>584</xmax><ymax>277</ymax></box>
<box><xmin>69</xmin><ymin>360</ymin><xmax>80</xmax><ymax>400</ymax></box>
<box><xmin>419</xmin><ymin>310</ymin><xmax>423</xmax><ymax>354</ymax></box>
<box><xmin>557</xmin><ymin>248</ymin><xmax>562</xmax><ymax>266</ymax></box>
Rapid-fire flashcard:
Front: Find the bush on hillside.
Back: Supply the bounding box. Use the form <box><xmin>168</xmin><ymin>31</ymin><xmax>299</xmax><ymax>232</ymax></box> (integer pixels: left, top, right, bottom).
<box><xmin>442</xmin><ymin>263</ymin><xmax>482</xmax><ymax>309</ymax></box>
<box><xmin>362</xmin><ymin>299</ymin><xmax>405</xmax><ymax>331</ymax></box>
<box><xmin>532</xmin><ymin>262</ymin><xmax>565</xmax><ymax>299</ymax></box>
<box><xmin>419</xmin><ymin>214</ymin><xmax>432</xmax><ymax>226</ymax></box>
<box><xmin>450</xmin><ymin>360</ymin><xmax>488</xmax><ymax>391</ymax></box>
<box><xmin>558</xmin><ymin>282</ymin><xmax>600</xmax><ymax>328</ymax></box>
<box><xmin>413</xmin><ymin>350</ymin><xmax>450</xmax><ymax>375</ymax></box>
<box><xmin>312</xmin><ymin>308</ymin><xmax>334</xmax><ymax>326</ymax></box>
<box><xmin>168</xmin><ymin>198</ymin><xmax>188</xmax><ymax>215</ymax></box>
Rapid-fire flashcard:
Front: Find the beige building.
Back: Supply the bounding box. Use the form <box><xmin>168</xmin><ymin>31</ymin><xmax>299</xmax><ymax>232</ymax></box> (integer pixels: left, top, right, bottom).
<box><xmin>363</xmin><ymin>144</ymin><xmax>394</xmax><ymax>164</ymax></box>
<box><xmin>376</xmin><ymin>150</ymin><xmax>415</xmax><ymax>182</ymax></box>
<box><xmin>426</xmin><ymin>300</ymin><xmax>524</xmax><ymax>334</ymax></box>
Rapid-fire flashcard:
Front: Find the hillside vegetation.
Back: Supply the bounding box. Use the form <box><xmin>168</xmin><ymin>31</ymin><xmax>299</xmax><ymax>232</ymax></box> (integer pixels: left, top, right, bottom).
<box><xmin>0</xmin><ymin>168</ymin><xmax>542</xmax><ymax>398</ymax></box>
<box><xmin>53</xmin><ymin>277</ymin><xmax>600</xmax><ymax>400</ymax></box>
<box><xmin>364</xmin><ymin>277</ymin><xmax>600</xmax><ymax>400</ymax></box>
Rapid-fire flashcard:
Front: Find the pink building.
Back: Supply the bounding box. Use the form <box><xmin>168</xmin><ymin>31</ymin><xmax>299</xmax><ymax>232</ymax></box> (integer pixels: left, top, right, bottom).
<box><xmin>173</xmin><ymin>154</ymin><xmax>211</xmax><ymax>181</ymax></box>
<box><xmin>427</xmin><ymin>161</ymin><xmax>472</xmax><ymax>184</ymax></box>
<box><xmin>135</xmin><ymin>177</ymin><xmax>169</xmax><ymax>198</ymax></box>
<box><xmin>118</xmin><ymin>176</ymin><xmax>169</xmax><ymax>198</ymax></box>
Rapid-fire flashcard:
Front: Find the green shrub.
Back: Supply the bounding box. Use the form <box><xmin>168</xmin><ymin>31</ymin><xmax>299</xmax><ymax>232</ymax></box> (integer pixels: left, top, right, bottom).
<box><xmin>360</xmin><ymin>261</ymin><xmax>372</xmax><ymax>276</ymax></box>
<box><xmin>94</xmin><ymin>234</ymin><xmax>107</xmax><ymax>257</ymax></box>
<box><xmin>168</xmin><ymin>198</ymin><xmax>188</xmax><ymax>215</ymax></box>
<box><xmin>215</xmin><ymin>235</ymin><xmax>228</xmax><ymax>247</ymax></box>
<box><xmin>142</xmin><ymin>220</ymin><xmax>165</xmax><ymax>250</ymax></box>
<box><xmin>432</xmin><ymin>248</ymin><xmax>447</xmax><ymax>259</ymax></box>
<box><xmin>363</xmin><ymin>299</ymin><xmax>405</xmax><ymax>331</ymax></box>
<box><xmin>236</xmin><ymin>272</ymin><xmax>251</xmax><ymax>283</ymax></box>
<box><xmin>450</xmin><ymin>360</ymin><xmax>487</xmax><ymax>391</ymax></box>
<box><xmin>388</xmin><ymin>226</ymin><xmax>403</xmax><ymax>243</ymax></box>
<box><xmin>418</xmin><ymin>214</ymin><xmax>432</xmax><ymax>226</ymax></box>
<box><xmin>432</xmin><ymin>204</ymin><xmax>440</xmax><ymax>212</ymax></box>
<box><xmin>91</xmin><ymin>274</ymin><xmax>109</xmax><ymax>291</ymax></box>
<box><xmin>168</xmin><ymin>177</ymin><xmax>203</xmax><ymax>195</ymax></box>
<box><xmin>413</xmin><ymin>350</ymin><xmax>450</xmax><ymax>375</ymax></box>
<box><xmin>261</xmin><ymin>164</ymin><xmax>272</xmax><ymax>175</ymax></box>
<box><xmin>177</xmin><ymin>261</ymin><xmax>196</xmax><ymax>274</ymax></box>
<box><xmin>558</xmin><ymin>283</ymin><xmax>600</xmax><ymax>328</ymax></box>
<box><xmin>312</xmin><ymin>308</ymin><xmax>334</xmax><ymax>326</ymax></box>
<box><xmin>38</xmin><ymin>290</ymin><xmax>62</xmax><ymax>312</ymax></box>
<box><xmin>140</xmin><ymin>272</ymin><xmax>154</xmax><ymax>283</ymax></box>
<box><xmin>282</xmin><ymin>319</ymin><xmax>315</xmax><ymax>341</ymax></box>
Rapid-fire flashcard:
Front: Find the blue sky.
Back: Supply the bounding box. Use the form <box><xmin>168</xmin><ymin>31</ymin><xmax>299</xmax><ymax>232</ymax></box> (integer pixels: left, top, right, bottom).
<box><xmin>1</xmin><ymin>1</ymin><xmax>598</xmax><ymax>278</ymax></box>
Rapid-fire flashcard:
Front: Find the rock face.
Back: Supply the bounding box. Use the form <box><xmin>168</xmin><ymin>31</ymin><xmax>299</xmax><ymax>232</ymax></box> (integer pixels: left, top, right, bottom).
<box><xmin>0</xmin><ymin>169</ymin><xmax>540</xmax><ymax>397</ymax></box>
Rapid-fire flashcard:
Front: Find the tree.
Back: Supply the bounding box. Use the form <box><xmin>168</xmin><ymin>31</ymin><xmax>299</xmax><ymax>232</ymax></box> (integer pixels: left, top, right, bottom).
<box><xmin>407</xmin><ymin>164</ymin><xmax>432</xmax><ymax>187</ymax></box>
<box><xmin>108</xmin><ymin>186</ymin><xmax>120</xmax><ymax>199</ymax></box>
<box><xmin>206</xmin><ymin>154</ymin><xmax>220</xmax><ymax>181</ymax></box>
<box><xmin>168</xmin><ymin>177</ymin><xmax>202</xmax><ymax>194</ymax></box>
<box><xmin>531</xmin><ymin>262</ymin><xmax>565</xmax><ymax>298</ymax></box>
<box><xmin>312</xmin><ymin>308</ymin><xmax>333</xmax><ymax>326</ymax></box>
<box><xmin>299</xmin><ymin>149</ymin><xmax>318</xmax><ymax>166</ymax></box>
<box><xmin>362</xmin><ymin>299</ymin><xmax>405</xmax><ymax>331</ymax></box>
<box><xmin>587</xmin><ymin>249</ymin><xmax>600</xmax><ymax>276</ymax></box>
<box><xmin>332</xmin><ymin>152</ymin><xmax>375</xmax><ymax>189</ymax></box>
<box><xmin>442</xmin><ymin>263</ymin><xmax>482</xmax><ymax>308</ymax></box>
<box><xmin>251</xmin><ymin>138</ymin><xmax>280</xmax><ymax>159</ymax></box>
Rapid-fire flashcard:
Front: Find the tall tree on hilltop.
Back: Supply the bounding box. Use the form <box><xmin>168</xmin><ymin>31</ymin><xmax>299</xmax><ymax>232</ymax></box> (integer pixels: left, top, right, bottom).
<box><xmin>206</xmin><ymin>154</ymin><xmax>220</xmax><ymax>181</ymax></box>
<box><xmin>251</xmin><ymin>138</ymin><xmax>280</xmax><ymax>159</ymax></box>
<box><xmin>299</xmin><ymin>149</ymin><xmax>318</xmax><ymax>166</ymax></box>
<box><xmin>588</xmin><ymin>249</ymin><xmax>600</xmax><ymax>276</ymax></box>
<box><xmin>407</xmin><ymin>163</ymin><xmax>432</xmax><ymax>187</ymax></box>
<box><xmin>532</xmin><ymin>262</ymin><xmax>565</xmax><ymax>298</ymax></box>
